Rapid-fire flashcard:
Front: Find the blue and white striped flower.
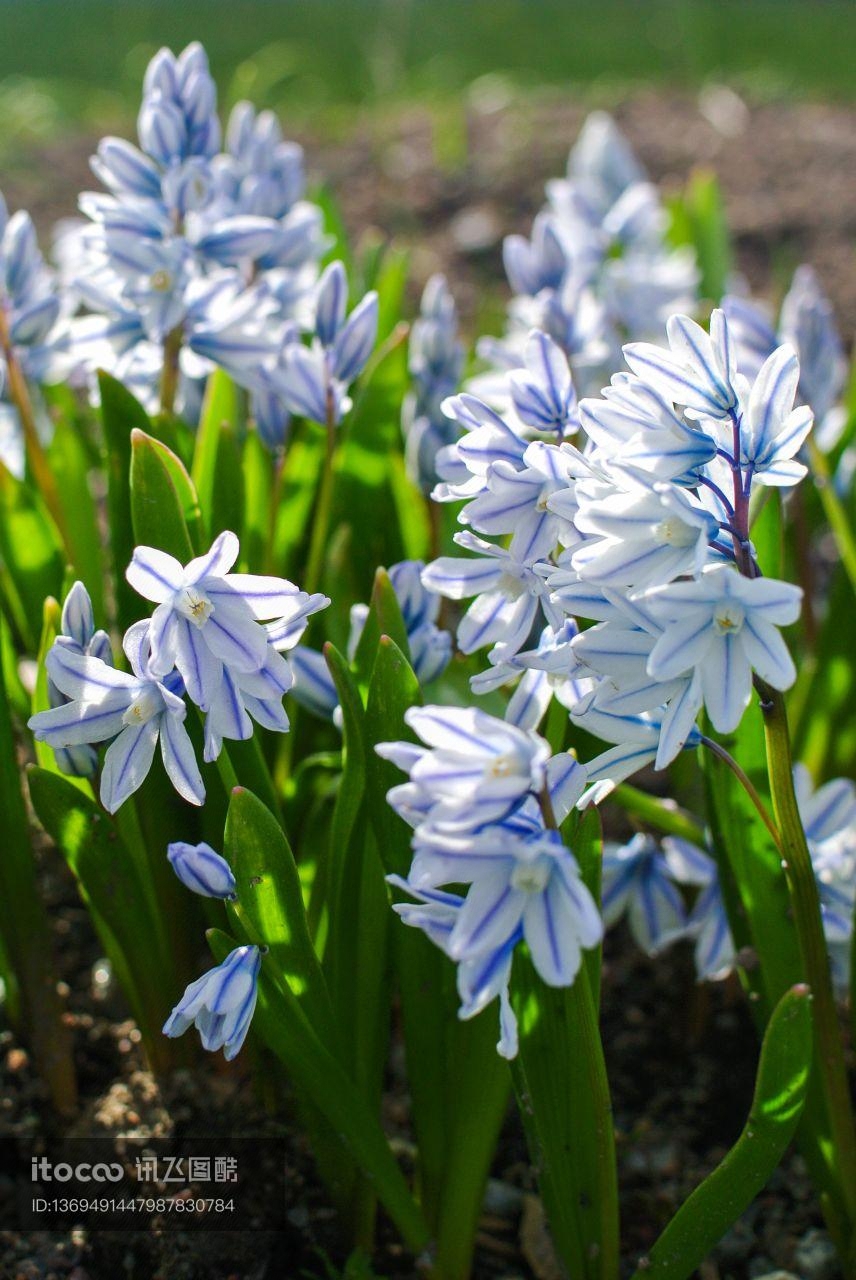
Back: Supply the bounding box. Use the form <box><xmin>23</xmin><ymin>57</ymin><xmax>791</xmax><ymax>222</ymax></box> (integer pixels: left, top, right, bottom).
<box><xmin>470</xmin><ymin>621</ymin><xmax>593</xmax><ymax>731</ymax></box>
<box><xmin>384</xmin><ymin>749</ymin><xmax>601</xmax><ymax>1059</ymax></box>
<box><xmin>377</xmin><ymin>705</ymin><xmax>552</xmax><ymax>834</ymax></box>
<box><xmin>508</xmin><ymin>330</ymin><xmax>579</xmax><ymax>437</ymax></box>
<box><xmin>29</xmin><ymin>620</ymin><xmax>204</xmax><ymax>813</ymax></box>
<box><xmin>460</xmin><ymin>438</ymin><xmax>586</xmax><ymax>562</ymax></box>
<box><xmin>388</xmin><ymin>878</ymin><xmax>519</xmax><ymax>1059</ymax></box>
<box><xmin>45</xmin><ymin>582</ymin><xmax>114</xmax><ymax>779</ymax></box>
<box><xmin>601</xmin><ymin>833</ymin><xmax>687</xmax><ymax>955</ymax></box>
<box><xmin>167</xmin><ymin>841</ymin><xmax>238</xmax><ymax>900</ymax></box>
<box><xmin>125</xmin><ymin>530</ymin><xmax>309</xmax><ymax>710</ymax></box>
<box><xmin>661</xmin><ymin>837</ymin><xmax>736</xmax><ymax>982</ymax></box>
<box><xmin>571</xmin><ymin>469</ymin><xmax>718</xmax><ymax>591</ymax></box>
<box><xmin>641</xmin><ymin>566</ymin><xmax>802</xmax><ymax>735</ymax></box>
<box><xmin>579</xmin><ymin>374</ymin><xmax>717</xmax><ymax>484</ymax></box>
<box><xmin>624</xmin><ymin>310</ymin><xmax>740</xmax><ymax>421</ymax></box>
<box><xmin>423</xmin><ymin>820</ymin><xmax>601</xmax><ymax>988</ymax></box>
<box><xmin>736</xmin><ymin>344</ymin><xmax>813</xmax><ymax>487</ymax></box>
<box><xmin>163</xmin><ymin>944</ymin><xmax>261</xmax><ymax>1060</ymax></box>
<box><xmin>547</xmin><ymin>584</ymin><xmax>702</xmax><ymax>769</ymax></box>
<box><xmin>138</xmin><ymin>43</ymin><xmax>221</xmax><ymax>164</ymax></box>
<box><xmin>262</xmin><ymin>260</ymin><xmax>378</xmax><ymax>427</ymax></box>
<box><xmin>573</xmin><ymin>700</ymin><xmax>702</xmax><ymax>806</ymax></box>
<box><xmin>422</xmin><ymin>530</ymin><xmax>561</xmax><ymax>664</ymax></box>
<box><xmin>474</xmin><ymin>112</ymin><xmax>697</xmax><ymax>410</ymax></box>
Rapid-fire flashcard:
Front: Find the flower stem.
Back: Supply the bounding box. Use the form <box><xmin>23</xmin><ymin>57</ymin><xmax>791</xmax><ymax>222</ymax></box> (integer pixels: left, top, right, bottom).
<box><xmin>304</xmin><ymin>393</ymin><xmax>338</xmax><ymax>596</ymax></box>
<box><xmin>0</xmin><ymin>307</ymin><xmax>70</xmax><ymax>550</ymax></box>
<box><xmin>159</xmin><ymin>328</ymin><xmax>183</xmax><ymax>417</ymax></box>
<box><xmin>699</xmin><ymin>735</ymin><xmax>782</xmax><ymax>850</ymax></box>
<box><xmin>759</xmin><ymin>683</ymin><xmax>856</xmax><ymax>1259</ymax></box>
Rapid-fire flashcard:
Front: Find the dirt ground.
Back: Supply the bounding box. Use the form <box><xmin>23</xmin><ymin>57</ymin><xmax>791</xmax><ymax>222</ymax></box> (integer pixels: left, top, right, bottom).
<box><xmin>1</xmin><ymin>86</ymin><xmax>854</xmax><ymax>1279</ymax></box>
<box><xmin>7</xmin><ymin>86</ymin><xmax>856</xmax><ymax>341</ymax></box>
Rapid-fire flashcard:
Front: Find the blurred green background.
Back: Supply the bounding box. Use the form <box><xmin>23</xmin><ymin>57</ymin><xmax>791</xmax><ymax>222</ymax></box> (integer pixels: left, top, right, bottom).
<box><xmin>1</xmin><ymin>0</ymin><xmax>854</xmax><ymax>166</ymax></box>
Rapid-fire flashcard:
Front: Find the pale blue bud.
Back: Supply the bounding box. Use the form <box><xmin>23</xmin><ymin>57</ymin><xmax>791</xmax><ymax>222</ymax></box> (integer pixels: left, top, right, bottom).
<box><xmin>167</xmin><ymin>841</ymin><xmax>238</xmax><ymax>900</ymax></box>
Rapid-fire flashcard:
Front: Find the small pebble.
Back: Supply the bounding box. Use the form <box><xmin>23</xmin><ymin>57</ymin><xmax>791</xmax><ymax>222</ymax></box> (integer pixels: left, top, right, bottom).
<box><xmin>794</xmin><ymin>1228</ymin><xmax>841</xmax><ymax>1280</ymax></box>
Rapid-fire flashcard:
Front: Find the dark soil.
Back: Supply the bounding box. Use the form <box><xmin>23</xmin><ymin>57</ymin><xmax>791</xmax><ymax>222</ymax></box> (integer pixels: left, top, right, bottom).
<box><xmin>0</xmin><ymin>841</ymin><xmax>838</xmax><ymax>1280</ymax></box>
<box><xmin>2</xmin><ymin>85</ymin><xmax>854</xmax><ymax>1279</ymax></box>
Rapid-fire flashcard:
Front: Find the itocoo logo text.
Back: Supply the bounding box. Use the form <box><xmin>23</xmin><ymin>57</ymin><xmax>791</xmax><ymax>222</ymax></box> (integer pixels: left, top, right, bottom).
<box><xmin>31</xmin><ymin>1158</ymin><xmax>123</xmax><ymax>1183</ymax></box>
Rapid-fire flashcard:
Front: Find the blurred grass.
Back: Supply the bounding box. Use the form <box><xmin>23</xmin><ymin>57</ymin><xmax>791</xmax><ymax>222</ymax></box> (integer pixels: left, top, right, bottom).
<box><xmin>0</xmin><ymin>0</ymin><xmax>854</xmax><ymax>165</ymax></box>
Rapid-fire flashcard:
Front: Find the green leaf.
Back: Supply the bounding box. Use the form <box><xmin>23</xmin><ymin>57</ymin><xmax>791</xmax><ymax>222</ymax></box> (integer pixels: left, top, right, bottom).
<box><xmin>511</xmin><ymin>934</ymin><xmax>618</xmax><ymax>1280</ymax></box>
<box><xmin>0</xmin><ymin>460</ymin><xmax>63</xmax><ymax>651</ymax></box>
<box><xmin>206</xmin><ymin>926</ymin><xmax>428</xmax><ymax>1254</ymax></box>
<box><xmin>629</xmin><ymin>985</ymin><xmax>812</xmax><ymax>1280</ymax></box>
<box><xmin>0</xmin><ymin>629</ymin><xmax>77</xmax><ymax>1111</ymax></box>
<box><xmin>352</xmin><ymin>568</ymin><xmax>411</xmax><ymax>692</ymax></box>
<box><xmin>372</xmin><ymin>245</ymin><xmax>410</xmax><ymax>344</ymax></box>
<box><xmin>667</xmin><ymin>169</ymin><xmax>731</xmax><ymax>303</ymax></box>
<box><xmin>570</xmin><ymin>806</ymin><xmax>603</xmax><ymax>1011</ymax></box>
<box><xmin>47</xmin><ymin>417</ymin><xmax>105</xmax><ymax>619</ymax></box>
<box><xmin>27</xmin><ymin>766</ymin><xmax>176</xmax><ymax>1073</ymax></box>
<box><xmin>98</xmin><ymin>370</ymin><xmax>151</xmax><ymax>628</ymax></box>
<box><xmin>323</xmin><ymin>642</ymin><xmax>391</xmax><ymax>1103</ymax></box>
<box><xmin>271</xmin><ymin>428</ymin><xmax>326</xmax><ymax>578</ymax></box>
<box><xmin>242</xmin><ymin>428</ymin><xmax>274</xmax><ymax>571</ymax></box>
<box><xmin>192</xmin><ymin>369</ymin><xmax>244</xmax><ymax>540</ymax></box>
<box><xmin>130</xmin><ymin>429</ymin><xmax>200</xmax><ymax>559</ymax></box>
<box><xmin>224</xmin><ymin>786</ymin><xmax>334</xmax><ymax>1040</ymax></box>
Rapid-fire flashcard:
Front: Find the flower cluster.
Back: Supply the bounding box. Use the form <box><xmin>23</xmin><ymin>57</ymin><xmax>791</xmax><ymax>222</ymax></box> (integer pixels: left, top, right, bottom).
<box><xmin>55</xmin><ymin>43</ymin><xmax>376</xmax><ymax>444</ymax></box>
<box><xmin>29</xmin><ymin>532</ymin><xmax>327</xmax><ymax>811</ymax></box>
<box><xmin>378</xmin><ymin>706</ymin><xmax>602</xmax><ymax>1057</ymax></box>
<box><xmin>420</xmin><ymin>307</ymin><xmax>809</xmax><ymax>796</ymax></box>
<box><xmin>605</xmin><ymin>761</ymin><xmax>856</xmax><ymax>991</ymax></box>
<box><xmin>602</xmin><ymin>833</ymin><xmax>735</xmax><ymax>981</ymax></box>
<box><xmin>472</xmin><ymin>112</ymin><xmax>699</xmax><ymax>408</ymax></box>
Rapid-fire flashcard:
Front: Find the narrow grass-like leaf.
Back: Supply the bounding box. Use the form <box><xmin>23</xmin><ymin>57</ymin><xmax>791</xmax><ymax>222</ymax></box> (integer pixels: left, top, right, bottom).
<box><xmin>629</xmin><ymin>985</ymin><xmax>812</xmax><ymax>1280</ymax></box>
<box><xmin>242</xmin><ymin>428</ymin><xmax>273</xmax><ymax>571</ymax></box>
<box><xmin>130</xmin><ymin>429</ymin><xmax>197</xmax><ymax>560</ymax></box>
<box><xmin>511</xmin><ymin>930</ymin><xmax>618</xmax><ymax>1280</ymax></box>
<box><xmin>224</xmin><ymin>785</ymin><xmax>334</xmax><ymax>1040</ymax></box>
<box><xmin>352</xmin><ymin>568</ymin><xmax>411</xmax><ymax>691</ymax></box>
<box><xmin>206</xmin><ymin>926</ymin><xmax>428</xmax><ymax>1254</ymax></box>
<box><xmin>192</xmin><ymin>368</ymin><xmax>243</xmax><ymax>540</ymax></box>
<box><xmin>98</xmin><ymin>371</ymin><xmax>151</xmax><ymax>628</ymax></box>
<box><xmin>324</xmin><ymin>640</ymin><xmax>392</xmax><ymax>1239</ymax></box>
<box><xmin>323</xmin><ymin>643</ymin><xmax>391</xmax><ymax>1092</ymax></box>
<box><xmin>667</xmin><ymin>169</ymin><xmax>731</xmax><ymax>303</ymax></box>
<box><xmin>47</xmin><ymin>418</ymin><xmax>104</xmax><ymax>618</ymax></box>
<box><xmin>0</xmin><ymin>460</ymin><xmax>63</xmax><ymax>652</ymax></box>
